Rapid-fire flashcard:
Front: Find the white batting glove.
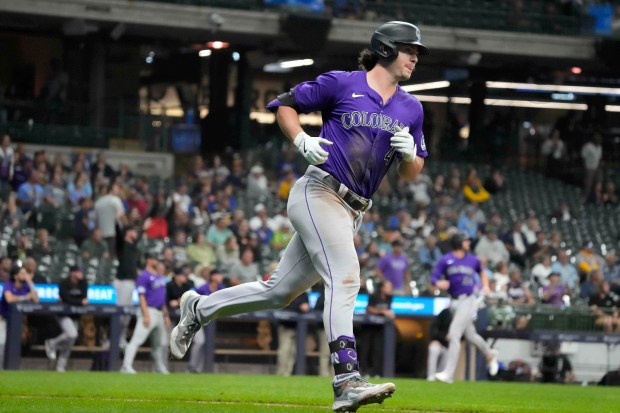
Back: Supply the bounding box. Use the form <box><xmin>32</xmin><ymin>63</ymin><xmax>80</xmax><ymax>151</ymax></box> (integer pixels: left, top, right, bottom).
<box><xmin>390</xmin><ymin>125</ymin><xmax>417</xmax><ymax>162</ymax></box>
<box><xmin>293</xmin><ymin>132</ymin><xmax>333</xmax><ymax>165</ymax></box>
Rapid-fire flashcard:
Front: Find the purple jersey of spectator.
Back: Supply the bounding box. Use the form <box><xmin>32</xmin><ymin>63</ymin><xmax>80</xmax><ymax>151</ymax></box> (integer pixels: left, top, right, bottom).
<box><xmin>431</xmin><ymin>252</ymin><xmax>482</xmax><ymax>297</ymax></box>
<box><xmin>135</xmin><ymin>270</ymin><xmax>167</xmax><ymax>309</ymax></box>
<box><xmin>543</xmin><ymin>284</ymin><xmax>567</xmax><ymax>306</ymax></box>
<box><xmin>0</xmin><ymin>281</ymin><xmax>31</xmax><ymax>318</ymax></box>
<box><xmin>195</xmin><ymin>282</ymin><xmax>225</xmax><ymax>296</ymax></box>
<box><xmin>376</xmin><ymin>253</ymin><xmax>409</xmax><ymax>291</ymax></box>
<box><xmin>267</xmin><ymin>70</ymin><xmax>427</xmax><ymax>199</ymax></box>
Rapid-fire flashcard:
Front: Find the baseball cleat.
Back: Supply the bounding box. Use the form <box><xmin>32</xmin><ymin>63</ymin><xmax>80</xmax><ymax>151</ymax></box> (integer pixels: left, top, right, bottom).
<box><xmin>434</xmin><ymin>371</ymin><xmax>454</xmax><ymax>384</ymax></box>
<box><xmin>45</xmin><ymin>339</ymin><xmax>57</xmax><ymax>361</ymax></box>
<box><xmin>332</xmin><ymin>375</ymin><xmax>395</xmax><ymax>412</ymax></box>
<box><xmin>169</xmin><ymin>290</ymin><xmax>201</xmax><ymax>359</ymax></box>
<box><xmin>488</xmin><ymin>349</ymin><xmax>499</xmax><ymax>376</ymax></box>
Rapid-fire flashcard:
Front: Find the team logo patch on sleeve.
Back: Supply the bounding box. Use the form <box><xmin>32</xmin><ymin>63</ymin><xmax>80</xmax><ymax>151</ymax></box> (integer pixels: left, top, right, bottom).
<box><xmin>420</xmin><ymin>135</ymin><xmax>426</xmax><ymax>151</ymax></box>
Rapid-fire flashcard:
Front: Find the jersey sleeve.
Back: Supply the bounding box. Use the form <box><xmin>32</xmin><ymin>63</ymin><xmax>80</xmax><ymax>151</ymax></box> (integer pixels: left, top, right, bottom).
<box><xmin>411</xmin><ymin>101</ymin><xmax>428</xmax><ymax>158</ymax></box>
<box><xmin>267</xmin><ymin>71</ymin><xmax>340</xmax><ymax>114</ymax></box>
<box><xmin>136</xmin><ymin>275</ymin><xmax>147</xmax><ymax>296</ymax></box>
<box><xmin>430</xmin><ymin>257</ymin><xmax>446</xmax><ymax>285</ymax></box>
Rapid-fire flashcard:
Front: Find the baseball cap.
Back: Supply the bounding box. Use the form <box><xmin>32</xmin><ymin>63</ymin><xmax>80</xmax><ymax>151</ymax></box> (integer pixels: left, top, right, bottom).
<box><xmin>254</xmin><ymin>203</ymin><xmax>266</xmax><ymax>213</ymax></box>
<box><xmin>250</xmin><ymin>165</ymin><xmax>264</xmax><ymax>174</ymax></box>
<box><xmin>547</xmin><ymin>272</ymin><xmax>560</xmax><ymax>279</ymax></box>
<box><xmin>144</xmin><ymin>252</ymin><xmax>159</xmax><ymax>261</ymax></box>
<box><xmin>69</xmin><ymin>265</ymin><xmax>83</xmax><ymax>273</ymax></box>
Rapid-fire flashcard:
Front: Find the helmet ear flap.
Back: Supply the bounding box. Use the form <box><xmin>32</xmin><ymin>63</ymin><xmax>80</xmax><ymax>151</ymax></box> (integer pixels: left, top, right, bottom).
<box><xmin>370</xmin><ymin>32</ymin><xmax>398</xmax><ymax>61</ymax></box>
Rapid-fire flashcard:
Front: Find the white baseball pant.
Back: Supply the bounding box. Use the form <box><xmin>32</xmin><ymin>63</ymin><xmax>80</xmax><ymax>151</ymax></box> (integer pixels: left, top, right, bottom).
<box><xmin>114</xmin><ymin>279</ymin><xmax>136</xmax><ymax>346</ymax></box>
<box><xmin>48</xmin><ymin>316</ymin><xmax>78</xmax><ymax>371</ymax></box>
<box><xmin>122</xmin><ymin>307</ymin><xmax>168</xmax><ymax>373</ymax></box>
<box><xmin>195</xmin><ymin>166</ymin><xmax>363</xmax><ymax>343</ymax></box>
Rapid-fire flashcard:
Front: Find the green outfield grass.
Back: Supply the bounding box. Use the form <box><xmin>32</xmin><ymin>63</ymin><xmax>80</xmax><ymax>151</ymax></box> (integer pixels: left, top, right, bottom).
<box><xmin>0</xmin><ymin>371</ymin><xmax>618</xmax><ymax>413</ymax></box>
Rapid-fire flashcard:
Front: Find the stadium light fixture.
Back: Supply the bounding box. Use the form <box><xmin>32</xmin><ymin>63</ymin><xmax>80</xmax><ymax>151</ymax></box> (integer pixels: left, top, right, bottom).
<box><xmin>401</xmin><ymin>80</ymin><xmax>450</xmax><ymax>92</ymax></box>
<box><xmin>198</xmin><ymin>49</ymin><xmax>212</xmax><ymax>58</ymax></box>
<box><xmin>484</xmin><ymin>98</ymin><xmax>587</xmax><ymax>110</ymax></box>
<box><xmin>605</xmin><ymin>105</ymin><xmax>620</xmax><ymax>112</ymax></box>
<box><xmin>207</xmin><ymin>41</ymin><xmax>229</xmax><ymax>49</ymax></box>
<box><xmin>279</xmin><ymin>59</ymin><xmax>314</xmax><ymax>69</ymax></box>
<box><xmin>486</xmin><ymin>81</ymin><xmax>620</xmax><ymax>96</ymax></box>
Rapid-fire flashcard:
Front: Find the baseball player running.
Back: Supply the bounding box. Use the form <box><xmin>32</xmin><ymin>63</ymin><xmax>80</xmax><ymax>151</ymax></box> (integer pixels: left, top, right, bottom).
<box><xmin>171</xmin><ymin>21</ymin><xmax>429</xmax><ymax>412</ymax></box>
<box><xmin>430</xmin><ymin>233</ymin><xmax>499</xmax><ymax>383</ymax></box>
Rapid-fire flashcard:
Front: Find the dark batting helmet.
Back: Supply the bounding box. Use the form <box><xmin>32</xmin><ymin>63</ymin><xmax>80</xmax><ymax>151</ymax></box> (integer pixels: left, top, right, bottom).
<box><xmin>450</xmin><ymin>232</ymin><xmax>471</xmax><ymax>250</ymax></box>
<box><xmin>371</xmin><ymin>21</ymin><xmax>430</xmax><ymax>61</ymax></box>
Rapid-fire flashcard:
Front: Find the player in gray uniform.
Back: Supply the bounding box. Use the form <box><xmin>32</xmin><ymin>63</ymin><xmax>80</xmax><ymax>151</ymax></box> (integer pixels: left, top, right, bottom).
<box><xmin>171</xmin><ymin>21</ymin><xmax>429</xmax><ymax>412</ymax></box>
<box><xmin>430</xmin><ymin>233</ymin><xmax>499</xmax><ymax>383</ymax></box>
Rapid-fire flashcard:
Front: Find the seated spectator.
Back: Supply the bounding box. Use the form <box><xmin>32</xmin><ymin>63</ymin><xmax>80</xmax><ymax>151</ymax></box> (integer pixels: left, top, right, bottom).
<box><xmin>541</xmin><ymin>272</ymin><xmax>567</xmax><ymax>306</ymax></box>
<box><xmin>67</xmin><ymin>171</ymin><xmax>92</xmax><ymax>206</ymax></box>
<box><xmin>576</xmin><ymin>242</ymin><xmax>604</xmax><ymax>282</ymax></box>
<box><xmin>492</xmin><ymin>262</ymin><xmax>510</xmax><ymax>292</ymax></box>
<box><xmin>0</xmin><ymin>264</ymin><xmax>40</xmax><ymax>367</ymax></box>
<box><xmin>80</xmin><ymin>228</ymin><xmax>109</xmax><ymax>262</ymax></box>
<box><xmin>0</xmin><ymin>257</ymin><xmax>12</xmax><ymax>283</ymax></box>
<box><xmin>526</xmin><ymin>231</ymin><xmax>550</xmax><ymax>261</ymax></box>
<box><xmin>0</xmin><ymin>133</ymin><xmax>15</xmax><ymax>191</ymax></box>
<box><xmin>580</xmin><ymin>269</ymin><xmax>604</xmax><ymax>300</ymax></box>
<box><xmin>271</xmin><ymin>222</ymin><xmax>293</xmax><ymax>254</ymax></box>
<box><xmin>187</xmin><ymin>232</ymin><xmax>217</xmax><ymax>268</ymax></box>
<box><xmin>246</xmin><ymin>164</ymin><xmax>271</xmax><ymax>204</ymax></box>
<box><xmin>167</xmin><ymin>181</ymin><xmax>192</xmax><ymax>215</ymax></box>
<box><xmin>463</xmin><ymin>169</ymin><xmax>490</xmax><ymax>204</ymax></box>
<box><xmin>588</xmin><ymin>281</ymin><xmax>619</xmax><ymax>333</ymax></box>
<box><xmin>456</xmin><ymin>205</ymin><xmax>479</xmax><ymax>241</ymax></box>
<box><xmin>31</xmin><ymin>228</ymin><xmax>53</xmax><ymax>262</ymax></box>
<box><xmin>551</xmin><ymin>250</ymin><xmax>579</xmax><ymax>293</ymax></box>
<box><xmin>408</xmin><ymin>173</ymin><xmax>432</xmax><ymax>207</ymax></box>
<box><xmin>418</xmin><ymin>235</ymin><xmax>442</xmax><ymax>270</ymax></box>
<box><xmin>206</xmin><ymin>213</ymin><xmax>234</xmax><ymax>247</ymax></box>
<box><xmin>547</xmin><ymin>231</ymin><xmax>564</xmax><ymax>257</ymax></box>
<box><xmin>550</xmin><ymin>201</ymin><xmax>573</xmax><ymax>222</ymax></box>
<box><xmin>521</xmin><ymin>215</ymin><xmax>541</xmax><ymax>245</ymax></box>
<box><xmin>44</xmin><ymin>172</ymin><xmax>67</xmax><ymax>208</ymax></box>
<box><xmin>216</xmin><ymin>235</ymin><xmax>240</xmax><ymax>277</ymax></box>
<box><xmin>3</xmin><ymin>192</ymin><xmax>25</xmax><ymax>230</ymax></box>
<box><xmin>7</xmin><ymin>233</ymin><xmax>33</xmax><ymax>263</ymax></box>
<box><xmin>375</xmin><ymin>240</ymin><xmax>411</xmax><ymax>296</ymax></box>
<box><xmin>73</xmin><ymin>197</ymin><xmax>95</xmax><ymax>247</ymax></box>
<box><xmin>531</xmin><ymin>255</ymin><xmax>553</xmax><ymax>287</ymax></box>
<box><xmin>249</xmin><ymin>203</ymin><xmax>275</xmax><ymax>232</ymax></box>
<box><xmin>483</xmin><ymin>169</ymin><xmax>507</xmax><ymax>194</ymax></box>
<box><xmin>90</xmin><ymin>151</ymin><xmax>115</xmax><ymax>188</ymax></box>
<box><xmin>276</xmin><ymin>166</ymin><xmax>298</xmax><ymax>202</ymax></box>
<box><xmin>24</xmin><ymin>256</ymin><xmax>47</xmax><ymax>284</ymax></box>
<box><xmin>602</xmin><ymin>181</ymin><xmax>618</xmax><ymax>206</ymax></box>
<box><xmin>170</xmin><ymin>230</ymin><xmax>189</xmax><ymax>266</ymax></box>
<box><xmin>502</xmin><ymin>220</ymin><xmax>528</xmax><ymax>267</ymax></box>
<box><xmin>474</xmin><ymin>226</ymin><xmax>509</xmax><ymax>269</ymax></box>
<box><xmin>228</xmin><ymin>248</ymin><xmax>260</xmax><ymax>286</ymax></box>
<box><xmin>602</xmin><ymin>250</ymin><xmax>620</xmax><ymax>294</ymax></box>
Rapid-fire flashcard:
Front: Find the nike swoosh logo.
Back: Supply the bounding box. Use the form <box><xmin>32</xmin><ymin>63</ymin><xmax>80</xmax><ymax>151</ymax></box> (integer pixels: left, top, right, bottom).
<box><xmin>352</xmin><ymin>93</ymin><xmax>364</xmax><ymax>98</ymax></box>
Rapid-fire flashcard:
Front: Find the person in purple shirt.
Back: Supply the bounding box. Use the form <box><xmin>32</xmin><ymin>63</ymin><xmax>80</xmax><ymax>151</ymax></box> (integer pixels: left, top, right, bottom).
<box><xmin>430</xmin><ymin>232</ymin><xmax>499</xmax><ymax>383</ymax></box>
<box><xmin>542</xmin><ymin>272</ymin><xmax>568</xmax><ymax>306</ymax></box>
<box><xmin>171</xmin><ymin>21</ymin><xmax>430</xmax><ymax>411</ymax></box>
<box><xmin>188</xmin><ymin>268</ymin><xmax>225</xmax><ymax>373</ymax></box>
<box><xmin>375</xmin><ymin>240</ymin><xmax>411</xmax><ymax>295</ymax></box>
<box><xmin>121</xmin><ymin>254</ymin><xmax>170</xmax><ymax>374</ymax></box>
<box><xmin>1</xmin><ymin>265</ymin><xmax>39</xmax><ymax>368</ymax></box>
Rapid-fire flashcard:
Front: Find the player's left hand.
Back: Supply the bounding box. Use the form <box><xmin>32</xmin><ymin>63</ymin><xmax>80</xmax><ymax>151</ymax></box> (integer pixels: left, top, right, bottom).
<box><xmin>390</xmin><ymin>125</ymin><xmax>417</xmax><ymax>162</ymax></box>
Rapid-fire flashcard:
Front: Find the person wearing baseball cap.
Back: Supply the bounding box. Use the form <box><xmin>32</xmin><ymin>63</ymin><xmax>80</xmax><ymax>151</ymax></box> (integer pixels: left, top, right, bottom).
<box><xmin>45</xmin><ymin>265</ymin><xmax>87</xmax><ymax>372</ymax></box>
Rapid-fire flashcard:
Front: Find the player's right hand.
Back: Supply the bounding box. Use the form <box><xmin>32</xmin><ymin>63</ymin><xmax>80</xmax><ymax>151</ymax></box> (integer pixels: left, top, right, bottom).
<box><xmin>293</xmin><ymin>132</ymin><xmax>333</xmax><ymax>165</ymax></box>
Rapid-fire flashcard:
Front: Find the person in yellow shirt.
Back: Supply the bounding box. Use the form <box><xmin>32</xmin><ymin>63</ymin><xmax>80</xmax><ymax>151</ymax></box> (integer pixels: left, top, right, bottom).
<box><xmin>463</xmin><ymin>168</ymin><xmax>490</xmax><ymax>203</ymax></box>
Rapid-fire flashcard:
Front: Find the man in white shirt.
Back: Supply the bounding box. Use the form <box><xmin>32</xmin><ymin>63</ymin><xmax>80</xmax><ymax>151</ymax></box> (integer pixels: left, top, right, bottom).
<box><xmin>94</xmin><ymin>182</ymin><xmax>126</xmax><ymax>257</ymax></box>
<box><xmin>474</xmin><ymin>226</ymin><xmax>509</xmax><ymax>269</ymax></box>
<box><xmin>581</xmin><ymin>132</ymin><xmax>603</xmax><ymax>201</ymax></box>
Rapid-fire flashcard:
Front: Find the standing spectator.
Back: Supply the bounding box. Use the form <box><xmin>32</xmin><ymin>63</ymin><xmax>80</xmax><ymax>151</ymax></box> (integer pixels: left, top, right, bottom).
<box><xmin>114</xmin><ymin>226</ymin><xmax>141</xmax><ymax>349</ymax></box>
<box><xmin>360</xmin><ymin>280</ymin><xmax>395</xmax><ymax>378</ymax></box>
<box><xmin>1</xmin><ymin>265</ymin><xmax>40</xmax><ymax>369</ymax></box>
<box><xmin>375</xmin><ymin>240</ymin><xmax>411</xmax><ymax>296</ymax></box>
<box><xmin>121</xmin><ymin>254</ymin><xmax>170</xmax><ymax>374</ymax></box>
<box><xmin>462</xmin><ymin>169</ymin><xmax>490</xmax><ymax>204</ymax></box>
<box><xmin>44</xmin><ymin>265</ymin><xmax>87</xmax><ymax>372</ymax></box>
<box><xmin>580</xmin><ymin>269</ymin><xmax>604</xmax><ymax>300</ymax></box>
<box><xmin>581</xmin><ymin>132</ymin><xmax>603</xmax><ymax>202</ymax></box>
<box><xmin>551</xmin><ymin>250</ymin><xmax>579</xmax><ymax>293</ymax></box>
<box><xmin>206</xmin><ymin>213</ymin><xmax>234</xmax><ymax>247</ymax></box>
<box><xmin>94</xmin><ymin>182</ymin><xmax>126</xmax><ymax>257</ymax></box>
<box><xmin>67</xmin><ymin>171</ymin><xmax>92</xmax><ymax>206</ymax></box>
<box><xmin>483</xmin><ymin>169</ymin><xmax>507</xmax><ymax>194</ymax></box>
<box><xmin>187</xmin><ymin>269</ymin><xmax>225</xmax><ymax>373</ymax></box>
<box><xmin>79</xmin><ymin>228</ymin><xmax>109</xmax><ymax>262</ymax></box>
<box><xmin>542</xmin><ymin>272</ymin><xmax>568</xmax><ymax>306</ymax></box>
<box><xmin>427</xmin><ymin>307</ymin><xmax>452</xmax><ymax>381</ymax></box>
<box><xmin>531</xmin><ymin>255</ymin><xmax>553</xmax><ymax>287</ymax></box>
<box><xmin>456</xmin><ymin>205</ymin><xmax>479</xmax><ymax>241</ymax></box>
<box><xmin>541</xmin><ymin>129</ymin><xmax>567</xmax><ymax>180</ymax></box>
<box><xmin>418</xmin><ymin>235</ymin><xmax>442</xmax><ymax>270</ymax></box>
<box><xmin>275</xmin><ymin>291</ymin><xmax>310</xmax><ymax>376</ymax></box>
<box><xmin>474</xmin><ymin>226</ymin><xmax>509</xmax><ymax>269</ymax></box>
<box><xmin>0</xmin><ymin>133</ymin><xmax>14</xmax><ymax>191</ymax></box>
<box><xmin>44</xmin><ymin>172</ymin><xmax>67</xmax><ymax>208</ymax></box>
<box><xmin>228</xmin><ymin>248</ymin><xmax>260</xmax><ymax>286</ymax></box>
<box><xmin>17</xmin><ymin>170</ymin><xmax>44</xmax><ymax>214</ymax></box>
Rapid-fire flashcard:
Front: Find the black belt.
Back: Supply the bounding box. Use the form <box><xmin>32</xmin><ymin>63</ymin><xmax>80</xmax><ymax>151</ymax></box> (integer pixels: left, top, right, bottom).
<box><xmin>322</xmin><ymin>174</ymin><xmax>370</xmax><ymax>212</ymax></box>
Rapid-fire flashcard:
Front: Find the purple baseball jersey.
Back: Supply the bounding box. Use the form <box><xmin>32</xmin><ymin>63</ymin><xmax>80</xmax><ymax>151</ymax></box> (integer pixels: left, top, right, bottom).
<box><xmin>431</xmin><ymin>252</ymin><xmax>482</xmax><ymax>297</ymax></box>
<box><xmin>195</xmin><ymin>282</ymin><xmax>225</xmax><ymax>296</ymax></box>
<box><xmin>267</xmin><ymin>70</ymin><xmax>427</xmax><ymax>199</ymax></box>
<box><xmin>0</xmin><ymin>281</ymin><xmax>31</xmax><ymax>318</ymax></box>
<box><xmin>376</xmin><ymin>253</ymin><xmax>409</xmax><ymax>290</ymax></box>
<box><xmin>136</xmin><ymin>270</ymin><xmax>168</xmax><ymax>309</ymax></box>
